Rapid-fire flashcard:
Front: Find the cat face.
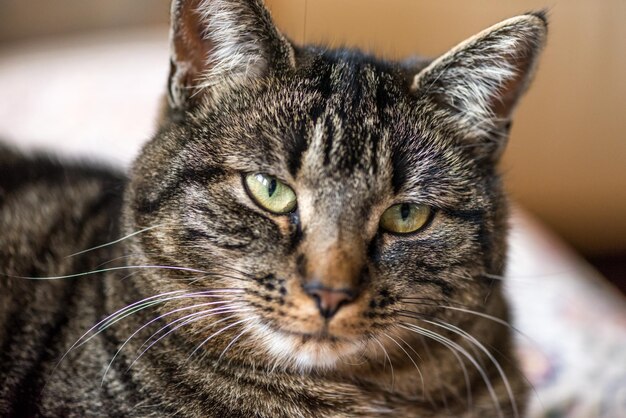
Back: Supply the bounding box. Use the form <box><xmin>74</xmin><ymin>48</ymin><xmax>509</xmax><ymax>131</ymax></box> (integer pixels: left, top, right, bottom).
<box><xmin>126</xmin><ymin>0</ymin><xmax>546</xmax><ymax>371</ymax></box>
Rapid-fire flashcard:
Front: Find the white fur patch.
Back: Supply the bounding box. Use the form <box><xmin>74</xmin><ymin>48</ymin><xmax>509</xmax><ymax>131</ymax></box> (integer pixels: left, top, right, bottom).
<box><xmin>249</xmin><ymin>319</ymin><xmax>365</xmax><ymax>372</ymax></box>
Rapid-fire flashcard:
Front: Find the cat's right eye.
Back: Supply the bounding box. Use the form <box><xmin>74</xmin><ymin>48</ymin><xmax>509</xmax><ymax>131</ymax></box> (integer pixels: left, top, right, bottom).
<box><xmin>244</xmin><ymin>173</ymin><xmax>297</xmax><ymax>214</ymax></box>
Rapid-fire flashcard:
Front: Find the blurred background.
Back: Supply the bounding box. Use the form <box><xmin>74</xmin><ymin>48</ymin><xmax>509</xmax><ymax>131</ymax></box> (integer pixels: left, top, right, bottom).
<box><xmin>0</xmin><ymin>0</ymin><xmax>625</xmax><ymax>291</ymax></box>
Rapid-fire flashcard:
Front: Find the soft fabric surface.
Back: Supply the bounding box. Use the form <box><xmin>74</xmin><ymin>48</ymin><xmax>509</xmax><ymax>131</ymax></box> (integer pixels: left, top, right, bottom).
<box><xmin>1</xmin><ymin>28</ymin><xmax>625</xmax><ymax>417</ymax></box>
<box><xmin>506</xmin><ymin>215</ymin><xmax>626</xmax><ymax>417</ymax></box>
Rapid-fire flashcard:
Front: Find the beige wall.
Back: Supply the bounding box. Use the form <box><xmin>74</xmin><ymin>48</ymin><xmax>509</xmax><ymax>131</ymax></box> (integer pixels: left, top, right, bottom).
<box><xmin>0</xmin><ymin>0</ymin><xmax>169</xmax><ymax>42</ymax></box>
<box><xmin>267</xmin><ymin>0</ymin><xmax>626</xmax><ymax>256</ymax></box>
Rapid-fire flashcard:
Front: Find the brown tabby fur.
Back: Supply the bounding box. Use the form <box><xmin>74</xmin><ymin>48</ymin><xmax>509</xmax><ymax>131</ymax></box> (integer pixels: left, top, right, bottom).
<box><xmin>0</xmin><ymin>1</ymin><xmax>547</xmax><ymax>416</ymax></box>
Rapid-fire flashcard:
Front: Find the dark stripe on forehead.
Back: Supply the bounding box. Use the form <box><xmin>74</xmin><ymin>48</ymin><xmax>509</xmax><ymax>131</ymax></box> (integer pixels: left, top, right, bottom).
<box><xmin>285</xmin><ymin>130</ymin><xmax>308</xmax><ymax>177</ymax></box>
<box><xmin>390</xmin><ymin>137</ymin><xmax>412</xmax><ymax>194</ymax></box>
<box><xmin>368</xmin><ymin>130</ymin><xmax>381</xmax><ymax>175</ymax></box>
<box><xmin>334</xmin><ymin>63</ymin><xmax>364</xmax><ymax>108</ymax></box>
<box><xmin>370</xmin><ymin>82</ymin><xmax>389</xmax><ymax>173</ymax></box>
<box><xmin>323</xmin><ymin>102</ymin><xmax>370</xmax><ymax>172</ymax></box>
<box><xmin>284</xmin><ymin>63</ymin><xmax>333</xmax><ymax>177</ymax></box>
<box><xmin>322</xmin><ymin>111</ymin><xmax>339</xmax><ymax>167</ymax></box>
<box><xmin>300</xmin><ymin>57</ymin><xmax>392</xmax><ymax>176</ymax></box>
<box><xmin>312</xmin><ymin>59</ymin><xmax>334</xmax><ymax>97</ymax></box>
<box><xmin>285</xmin><ymin>94</ymin><xmax>328</xmax><ymax>177</ymax></box>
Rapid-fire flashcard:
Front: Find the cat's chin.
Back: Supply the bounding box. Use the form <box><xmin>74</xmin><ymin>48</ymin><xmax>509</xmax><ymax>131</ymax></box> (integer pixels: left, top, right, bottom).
<box><xmin>253</xmin><ymin>323</ymin><xmax>365</xmax><ymax>372</ymax></box>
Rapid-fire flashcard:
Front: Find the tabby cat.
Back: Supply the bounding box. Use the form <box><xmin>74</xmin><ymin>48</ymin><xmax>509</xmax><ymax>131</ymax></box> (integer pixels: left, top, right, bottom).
<box><xmin>0</xmin><ymin>0</ymin><xmax>547</xmax><ymax>416</ymax></box>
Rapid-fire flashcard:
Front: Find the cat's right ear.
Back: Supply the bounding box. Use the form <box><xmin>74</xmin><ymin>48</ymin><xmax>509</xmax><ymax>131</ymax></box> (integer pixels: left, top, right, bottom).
<box><xmin>167</xmin><ymin>0</ymin><xmax>295</xmax><ymax>114</ymax></box>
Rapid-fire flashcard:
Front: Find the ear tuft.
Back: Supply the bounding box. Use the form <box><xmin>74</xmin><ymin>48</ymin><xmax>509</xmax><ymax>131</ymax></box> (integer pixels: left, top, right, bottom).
<box><xmin>412</xmin><ymin>13</ymin><xmax>547</xmax><ymax>155</ymax></box>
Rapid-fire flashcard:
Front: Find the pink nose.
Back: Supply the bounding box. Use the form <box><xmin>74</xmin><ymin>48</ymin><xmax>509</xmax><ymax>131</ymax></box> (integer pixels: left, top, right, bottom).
<box><xmin>303</xmin><ymin>284</ymin><xmax>356</xmax><ymax>319</ymax></box>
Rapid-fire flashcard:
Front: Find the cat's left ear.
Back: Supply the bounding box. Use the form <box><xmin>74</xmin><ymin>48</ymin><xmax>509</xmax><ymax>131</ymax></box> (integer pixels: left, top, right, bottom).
<box><xmin>411</xmin><ymin>13</ymin><xmax>547</xmax><ymax>162</ymax></box>
<box><xmin>167</xmin><ymin>0</ymin><xmax>295</xmax><ymax>114</ymax></box>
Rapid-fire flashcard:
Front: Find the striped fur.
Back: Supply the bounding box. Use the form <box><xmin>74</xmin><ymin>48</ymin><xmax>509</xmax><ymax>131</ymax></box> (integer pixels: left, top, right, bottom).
<box><xmin>0</xmin><ymin>1</ymin><xmax>546</xmax><ymax>416</ymax></box>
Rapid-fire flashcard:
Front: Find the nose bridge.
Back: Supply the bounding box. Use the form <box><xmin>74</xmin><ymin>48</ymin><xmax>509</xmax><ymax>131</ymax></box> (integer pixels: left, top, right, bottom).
<box><xmin>297</xmin><ymin>181</ymin><xmax>368</xmax><ymax>318</ymax></box>
<box><xmin>298</xmin><ymin>179</ymin><xmax>368</xmax><ymax>291</ymax></box>
<box><xmin>303</xmin><ymin>230</ymin><xmax>364</xmax><ymax>290</ymax></box>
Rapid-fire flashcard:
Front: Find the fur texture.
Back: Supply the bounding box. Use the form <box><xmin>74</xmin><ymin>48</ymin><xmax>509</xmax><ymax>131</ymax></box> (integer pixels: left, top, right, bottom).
<box><xmin>0</xmin><ymin>1</ymin><xmax>547</xmax><ymax>416</ymax></box>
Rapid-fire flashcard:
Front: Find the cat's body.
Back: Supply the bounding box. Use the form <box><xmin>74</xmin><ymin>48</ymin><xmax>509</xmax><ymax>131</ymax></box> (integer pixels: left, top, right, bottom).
<box><xmin>0</xmin><ymin>1</ymin><xmax>547</xmax><ymax>416</ymax></box>
<box><xmin>0</xmin><ymin>128</ymin><xmax>519</xmax><ymax>418</ymax></box>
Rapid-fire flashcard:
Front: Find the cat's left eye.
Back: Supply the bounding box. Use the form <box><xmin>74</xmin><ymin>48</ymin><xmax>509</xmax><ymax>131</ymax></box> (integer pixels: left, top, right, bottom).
<box><xmin>380</xmin><ymin>203</ymin><xmax>432</xmax><ymax>234</ymax></box>
<box><xmin>244</xmin><ymin>173</ymin><xmax>297</xmax><ymax>214</ymax></box>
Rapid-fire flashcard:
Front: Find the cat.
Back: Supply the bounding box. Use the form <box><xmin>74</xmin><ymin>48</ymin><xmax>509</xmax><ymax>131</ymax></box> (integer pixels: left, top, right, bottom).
<box><xmin>0</xmin><ymin>0</ymin><xmax>547</xmax><ymax>416</ymax></box>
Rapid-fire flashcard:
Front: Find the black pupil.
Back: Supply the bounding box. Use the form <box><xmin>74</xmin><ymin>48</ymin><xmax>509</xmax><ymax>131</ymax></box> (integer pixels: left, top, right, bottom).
<box><xmin>400</xmin><ymin>204</ymin><xmax>411</xmax><ymax>220</ymax></box>
<box><xmin>267</xmin><ymin>178</ymin><xmax>277</xmax><ymax>197</ymax></box>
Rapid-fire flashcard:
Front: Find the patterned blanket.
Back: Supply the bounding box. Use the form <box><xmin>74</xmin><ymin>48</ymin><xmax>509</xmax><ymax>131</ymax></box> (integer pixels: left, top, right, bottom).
<box><xmin>507</xmin><ymin>214</ymin><xmax>626</xmax><ymax>417</ymax></box>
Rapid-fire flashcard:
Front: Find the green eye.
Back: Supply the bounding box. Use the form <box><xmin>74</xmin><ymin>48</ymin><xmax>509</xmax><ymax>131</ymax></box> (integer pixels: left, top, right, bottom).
<box><xmin>380</xmin><ymin>203</ymin><xmax>431</xmax><ymax>234</ymax></box>
<box><xmin>244</xmin><ymin>173</ymin><xmax>297</xmax><ymax>214</ymax></box>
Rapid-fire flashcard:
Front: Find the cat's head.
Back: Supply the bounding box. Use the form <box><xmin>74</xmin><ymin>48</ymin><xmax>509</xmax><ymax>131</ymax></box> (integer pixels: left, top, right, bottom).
<box><xmin>125</xmin><ymin>0</ymin><xmax>546</xmax><ymax>371</ymax></box>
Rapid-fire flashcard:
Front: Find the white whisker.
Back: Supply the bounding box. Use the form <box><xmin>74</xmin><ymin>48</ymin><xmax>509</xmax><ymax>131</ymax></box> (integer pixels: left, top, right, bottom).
<box><xmin>65</xmin><ymin>225</ymin><xmax>164</xmax><ymax>258</ymax></box>
<box><xmin>383</xmin><ymin>332</ymin><xmax>425</xmax><ymax>397</ymax></box>
<box><xmin>128</xmin><ymin>307</ymin><xmax>252</xmax><ymax>371</ymax></box>
<box><xmin>187</xmin><ymin>317</ymin><xmax>254</xmax><ymax>360</ymax></box>
<box><xmin>399</xmin><ymin>322</ymin><xmax>502</xmax><ymax>418</ymax></box>
<box><xmin>424</xmin><ymin>319</ymin><xmax>518</xmax><ymax>418</ymax></box>
<box><xmin>57</xmin><ymin>290</ymin><xmax>188</xmax><ymax>365</ymax></box>
<box><xmin>396</xmin><ymin>310</ymin><xmax>474</xmax><ymax>407</ymax></box>
<box><xmin>372</xmin><ymin>337</ymin><xmax>395</xmax><ymax>390</ymax></box>
<box><xmin>101</xmin><ymin>302</ymin><xmax>245</xmax><ymax>385</ymax></box>
<box><xmin>14</xmin><ymin>265</ymin><xmax>211</xmax><ymax>280</ymax></box>
<box><xmin>95</xmin><ymin>290</ymin><xmax>244</xmax><ymax>336</ymax></box>
<box><xmin>60</xmin><ymin>290</ymin><xmax>243</xmax><ymax>367</ymax></box>
<box><xmin>217</xmin><ymin>323</ymin><xmax>251</xmax><ymax>363</ymax></box>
